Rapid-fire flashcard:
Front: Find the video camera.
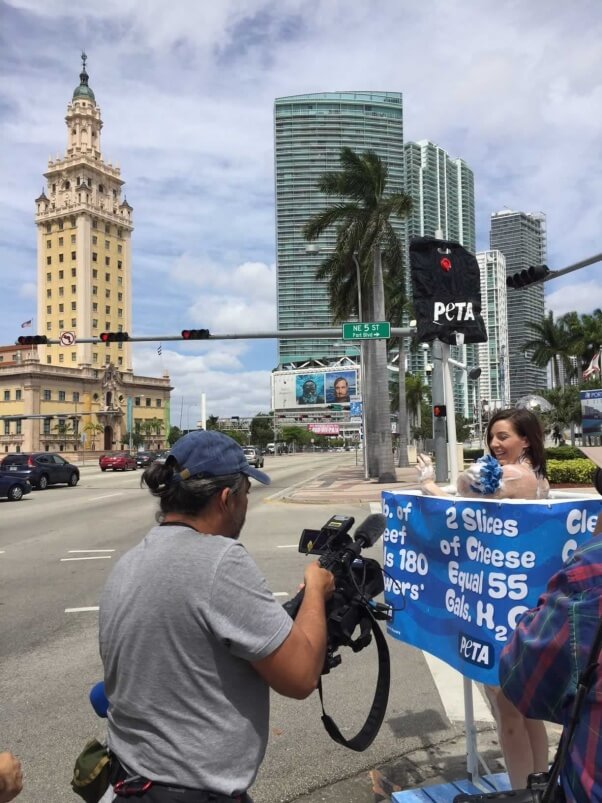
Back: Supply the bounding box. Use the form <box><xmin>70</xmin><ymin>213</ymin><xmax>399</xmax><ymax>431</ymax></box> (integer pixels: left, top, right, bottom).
<box><xmin>283</xmin><ymin>513</ymin><xmax>391</xmax><ymax>751</ymax></box>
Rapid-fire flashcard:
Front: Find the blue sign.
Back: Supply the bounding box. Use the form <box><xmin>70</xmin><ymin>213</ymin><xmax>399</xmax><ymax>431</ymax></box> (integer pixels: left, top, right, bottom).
<box><xmin>580</xmin><ymin>388</ymin><xmax>602</xmax><ymax>435</ymax></box>
<box><xmin>382</xmin><ymin>491</ymin><xmax>602</xmax><ymax>683</ymax></box>
<box><xmin>350</xmin><ymin>400</ymin><xmax>363</xmax><ymax>417</ymax></box>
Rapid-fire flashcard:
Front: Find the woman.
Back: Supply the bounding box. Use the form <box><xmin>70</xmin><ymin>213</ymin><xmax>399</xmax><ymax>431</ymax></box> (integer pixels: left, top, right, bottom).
<box><xmin>417</xmin><ymin>408</ymin><xmax>550</xmax><ymax>789</ymax></box>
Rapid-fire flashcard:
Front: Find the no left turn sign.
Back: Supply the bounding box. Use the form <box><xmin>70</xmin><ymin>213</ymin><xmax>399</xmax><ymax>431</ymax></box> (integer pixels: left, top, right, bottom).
<box><xmin>59</xmin><ymin>331</ymin><xmax>76</xmax><ymax>346</ymax></box>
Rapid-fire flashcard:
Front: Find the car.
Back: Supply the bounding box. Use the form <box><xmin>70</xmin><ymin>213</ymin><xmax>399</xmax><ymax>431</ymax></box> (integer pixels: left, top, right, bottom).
<box><xmin>0</xmin><ymin>453</ymin><xmax>80</xmax><ymax>490</ymax></box>
<box><xmin>0</xmin><ymin>472</ymin><xmax>32</xmax><ymax>501</ymax></box>
<box><xmin>243</xmin><ymin>446</ymin><xmax>264</xmax><ymax>469</ymax></box>
<box><xmin>135</xmin><ymin>451</ymin><xmax>158</xmax><ymax>468</ymax></box>
<box><xmin>154</xmin><ymin>450</ymin><xmax>169</xmax><ymax>465</ymax></box>
<box><xmin>99</xmin><ymin>452</ymin><xmax>137</xmax><ymax>472</ymax></box>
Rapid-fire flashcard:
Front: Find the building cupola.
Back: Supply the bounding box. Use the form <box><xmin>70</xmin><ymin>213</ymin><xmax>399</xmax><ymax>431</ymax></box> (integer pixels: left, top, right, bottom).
<box><xmin>72</xmin><ymin>51</ymin><xmax>96</xmax><ymax>103</ymax></box>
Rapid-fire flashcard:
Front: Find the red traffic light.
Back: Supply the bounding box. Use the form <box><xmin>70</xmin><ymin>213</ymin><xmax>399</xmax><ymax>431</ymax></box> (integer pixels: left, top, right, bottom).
<box><xmin>100</xmin><ymin>332</ymin><xmax>129</xmax><ymax>343</ymax></box>
<box><xmin>181</xmin><ymin>329</ymin><xmax>210</xmax><ymax>340</ymax></box>
<box><xmin>433</xmin><ymin>404</ymin><xmax>447</xmax><ymax>418</ymax></box>
<box><xmin>17</xmin><ymin>335</ymin><xmax>48</xmax><ymax>345</ymax></box>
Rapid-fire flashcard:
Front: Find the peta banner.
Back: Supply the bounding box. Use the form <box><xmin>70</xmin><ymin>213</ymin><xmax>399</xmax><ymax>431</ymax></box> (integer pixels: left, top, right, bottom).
<box><xmin>382</xmin><ymin>491</ymin><xmax>602</xmax><ymax>683</ymax></box>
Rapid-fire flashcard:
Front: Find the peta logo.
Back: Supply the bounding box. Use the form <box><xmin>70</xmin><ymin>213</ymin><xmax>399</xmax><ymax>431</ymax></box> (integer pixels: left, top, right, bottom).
<box><xmin>458</xmin><ymin>633</ymin><xmax>494</xmax><ymax>668</ymax></box>
<box><xmin>433</xmin><ymin>301</ymin><xmax>475</xmax><ymax>322</ymax></box>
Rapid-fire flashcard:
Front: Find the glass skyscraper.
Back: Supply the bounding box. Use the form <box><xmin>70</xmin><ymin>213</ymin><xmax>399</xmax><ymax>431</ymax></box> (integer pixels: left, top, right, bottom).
<box><xmin>490</xmin><ymin>210</ymin><xmax>547</xmax><ymax>403</ymax></box>
<box><xmin>476</xmin><ymin>250</ymin><xmax>510</xmax><ymax>411</ymax></box>
<box><xmin>274</xmin><ymin>92</ymin><xmax>405</xmax><ymax>364</ymax></box>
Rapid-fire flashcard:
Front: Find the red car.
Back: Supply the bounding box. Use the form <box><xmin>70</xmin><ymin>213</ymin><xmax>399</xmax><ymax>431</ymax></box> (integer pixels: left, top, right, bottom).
<box><xmin>99</xmin><ymin>452</ymin><xmax>137</xmax><ymax>472</ymax></box>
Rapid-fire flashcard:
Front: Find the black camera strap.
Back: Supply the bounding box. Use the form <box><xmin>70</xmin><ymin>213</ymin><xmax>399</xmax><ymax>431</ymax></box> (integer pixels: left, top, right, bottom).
<box><xmin>317</xmin><ymin>614</ymin><xmax>390</xmax><ymax>751</ymax></box>
<box><xmin>541</xmin><ymin>613</ymin><xmax>602</xmax><ymax>803</ymax></box>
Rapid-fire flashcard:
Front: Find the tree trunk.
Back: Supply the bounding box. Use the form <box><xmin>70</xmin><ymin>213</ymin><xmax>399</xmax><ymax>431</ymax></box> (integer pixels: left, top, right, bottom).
<box><xmin>360</xmin><ymin>278</ymin><xmax>378</xmax><ymax>478</ymax></box>
<box><xmin>371</xmin><ymin>249</ymin><xmax>396</xmax><ymax>483</ymax></box>
<box><xmin>397</xmin><ymin>336</ymin><xmax>409</xmax><ymax>467</ymax></box>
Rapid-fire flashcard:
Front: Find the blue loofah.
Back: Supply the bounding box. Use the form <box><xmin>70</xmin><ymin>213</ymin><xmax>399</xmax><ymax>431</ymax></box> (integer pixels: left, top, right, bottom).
<box><xmin>469</xmin><ymin>454</ymin><xmax>503</xmax><ymax>495</ymax></box>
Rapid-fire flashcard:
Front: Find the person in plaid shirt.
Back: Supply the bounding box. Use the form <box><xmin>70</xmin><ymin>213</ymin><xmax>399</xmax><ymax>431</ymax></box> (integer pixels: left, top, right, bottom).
<box><xmin>499</xmin><ymin>513</ymin><xmax>602</xmax><ymax>803</ymax></box>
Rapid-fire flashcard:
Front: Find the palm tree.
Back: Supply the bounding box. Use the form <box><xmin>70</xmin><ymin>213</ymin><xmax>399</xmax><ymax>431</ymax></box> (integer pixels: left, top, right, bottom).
<box><xmin>405</xmin><ymin>373</ymin><xmax>429</xmax><ymax>438</ymax></box>
<box><xmin>83</xmin><ymin>421</ymin><xmax>103</xmax><ymax>450</ymax></box>
<box><xmin>522</xmin><ymin>311</ymin><xmax>575</xmax><ymax>387</ymax></box>
<box><xmin>303</xmin><ymin>147</ymin><xmax>412</xmax><ymax>482</ymax></box>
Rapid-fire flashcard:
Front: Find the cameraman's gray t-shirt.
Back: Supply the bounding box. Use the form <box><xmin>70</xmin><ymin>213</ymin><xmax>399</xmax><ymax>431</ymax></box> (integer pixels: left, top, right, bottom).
<box><xmin>99</xmin><ymin>525</ymin><xmax>293</xmax><ymax>795</ymax></box>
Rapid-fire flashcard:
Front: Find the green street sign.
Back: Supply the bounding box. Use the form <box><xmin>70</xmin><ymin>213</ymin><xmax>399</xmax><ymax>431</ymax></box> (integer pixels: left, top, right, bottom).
<box><xmin>342</xmin><ymin>321</ymin><xmax>391</xmax><ymax>340</ymax></box>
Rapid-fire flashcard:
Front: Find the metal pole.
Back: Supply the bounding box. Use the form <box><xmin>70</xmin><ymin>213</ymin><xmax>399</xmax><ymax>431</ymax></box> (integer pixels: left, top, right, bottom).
<box><xmin>431</xmin><ymin>340</ymin><xmax>448</xmax><ymax>482</ymax></box>
<box><xmin>353</xmin><ymin>254</ymin><xmax>369</xmax><ymax>480</ymax></box>
<box><xmin>443</xmin><ymin>344</ymin><xmax>459</xmax><ymax>485</ymax></box>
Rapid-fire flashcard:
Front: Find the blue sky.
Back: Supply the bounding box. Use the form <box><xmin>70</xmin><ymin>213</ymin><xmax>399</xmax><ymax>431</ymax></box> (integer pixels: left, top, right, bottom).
<box><xmin>1</xmin><ymin>0</ymin><xmax>601</xmax><ymax>424</ymax></box>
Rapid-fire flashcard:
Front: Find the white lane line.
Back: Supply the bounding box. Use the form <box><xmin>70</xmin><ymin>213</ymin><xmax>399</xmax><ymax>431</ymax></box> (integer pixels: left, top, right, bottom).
<box><xmin>422</xmin><ymin>651</ymin><xmax>494</xmax><ymax>724</ymax></box>
<box><xmin>276</xmin><ymin>544</ymin><xmax>298</xmax><ymax>549</ymax></box>
<box><xmin>369</xmin><ymin>502</ymin><xmax>383</xmax><ymax>514</ymax></box>
<box><xmin>60</xmin><ymin>556</ymin><xmax>113</xmax><ymax>562</ymax></box>
<box><xmin>89</xmin><ymin>493</ymin><xmax>124</xmax><ymax>501</ymax></box>
<box><xmin>65</xmin><ymin>606</ymin><xmax>99</xmax><ymax>613</ymax></box>
<box><xmin>273</xmin><ymin>592</ymin><xmax>289</xmax><ymax>597</ymax></box>
<box><xmin>0</xmin><ymin>550</ymin><xmax>5</xmax><ymax>554</ymax></box>
<box><xmin>68</xmin><ymin>549</ymin><xmax>115</xmax><ymax>553</ymax></box>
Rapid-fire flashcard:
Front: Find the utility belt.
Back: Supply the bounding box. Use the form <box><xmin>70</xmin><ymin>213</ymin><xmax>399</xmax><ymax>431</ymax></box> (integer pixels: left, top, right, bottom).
<box><xmin>110</xmin><ymin>757</ymin><xmax>252</xmax><ymax>802</ymax></box>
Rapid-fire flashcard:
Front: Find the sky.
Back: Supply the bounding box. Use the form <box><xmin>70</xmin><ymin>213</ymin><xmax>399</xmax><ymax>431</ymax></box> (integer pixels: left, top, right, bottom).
<box><xmin>0</xmin><ymin>0</ymin><xmax>601</xmax><ymax>426</ymax></box>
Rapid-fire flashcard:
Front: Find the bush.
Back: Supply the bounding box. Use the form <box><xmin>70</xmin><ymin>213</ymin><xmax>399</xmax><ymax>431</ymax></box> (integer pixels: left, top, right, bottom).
<box><xmin>547</xmin><ymin>458</ymin><xmax>597</xmax><ymax>485</ymax></box>
<box><xmin>545</xmin><ymin>446</ymin><xmax>584</xmax><ymax>461</ymax></box>
<box><xmin>463</xmin><ymin>448</ymin><xmax>485</xmax><ymax>461</ymax></box>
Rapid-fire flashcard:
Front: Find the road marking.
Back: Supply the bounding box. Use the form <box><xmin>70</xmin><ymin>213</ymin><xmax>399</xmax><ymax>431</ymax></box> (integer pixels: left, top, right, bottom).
<box><xmin>89</xmin><ymin>493</ymin><xmax>124</xmax><ymax>501</ymax></box>
<box><xmin>422</xmin><ymin>652</ymin><xmax>494</xmax><ymax>723</ymax></box>
<box><xmin>0</xmin><ymin>550</ymin><xmax>5</xmax><ymax>554</ymax></box>
<box><xmin>60</xmin><ymin>556</ymin><xmax>113</xmax><ymax>562</ymax></box>
<box><xmin>273</xmin><ymin>592</ymin><xmax>289</xmax><ymax>597</ymax></box>
<box><xmin>369</xmin><ymin>502</ymin><xmax>383</xmax><ymax>514</ymax></box>
<box><xmin>68</xmin><ymin>549</ymin><xmax>115</xmax><ymax>553</ymax></box>
<box><xmin>65</xmin><ymin>606</ymin><xmax>99</xmax><ymax>613</ymax></box>
<box><xmin>276</xmin><ymin>544</ymin><xmax>297</xmax><ymax>549</ymax></box>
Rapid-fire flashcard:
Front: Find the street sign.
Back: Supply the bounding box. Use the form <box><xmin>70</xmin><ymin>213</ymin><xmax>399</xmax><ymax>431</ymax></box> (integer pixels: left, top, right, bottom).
<box><xmin>342</xmin><ymin>321</ymin><xmax>390</xmax><ymax>340</ymax></box>
<box><xmin>59</xmin><ymin>330</ymin><xmax>76</xmax><ymax>346</ymax></box>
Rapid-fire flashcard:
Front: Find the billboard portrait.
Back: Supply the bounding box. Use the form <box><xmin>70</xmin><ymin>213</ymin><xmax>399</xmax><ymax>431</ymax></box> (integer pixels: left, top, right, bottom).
<box><xmin>295</xmin><ymin>373</ymin><xmax>325</xmax><ymax>405</ymax></box>
<box><xmin>325</xmin><ymin>370</ymin><xmax>357</xmax><ymax>404</ymax></box>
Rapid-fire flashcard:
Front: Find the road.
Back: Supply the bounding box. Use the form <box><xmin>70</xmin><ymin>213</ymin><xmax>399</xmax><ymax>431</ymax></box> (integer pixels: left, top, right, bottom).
<box><xmin>0</xmin><ymin>453</ymin><xmax>466</xmax><ymax>803</ymax></box>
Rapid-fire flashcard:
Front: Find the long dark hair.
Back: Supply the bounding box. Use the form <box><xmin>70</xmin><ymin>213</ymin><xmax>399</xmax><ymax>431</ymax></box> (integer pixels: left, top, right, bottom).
<box><xmin>486</xmin><ymin>408</ymin><xmax>547</xmax><ymax>478</ymax></box>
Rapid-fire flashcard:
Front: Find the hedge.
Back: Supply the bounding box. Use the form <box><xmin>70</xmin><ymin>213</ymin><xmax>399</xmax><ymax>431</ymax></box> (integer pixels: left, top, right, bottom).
<box><xmin>547</xmin><ymin>458</ymin><xmax>597</xmax><ymax>485</ymax></box>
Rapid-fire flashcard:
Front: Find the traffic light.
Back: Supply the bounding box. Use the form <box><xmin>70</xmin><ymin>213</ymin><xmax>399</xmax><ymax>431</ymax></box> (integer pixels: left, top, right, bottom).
<box><xmin>433</xmin><ymin>404</ymin><xmax>447</xmax><ymax>418</ymax></box>
<box><xmin>181</xmin><ymin>329</ymin><xmax>210</xmax><ymax>340</ymax></box>
<box><xmin>506</xmin><ymin>264</ymin><xmax>550</xmax><ymax>289</ymax></box>
<box><xmin>99</xmin><ymin>332</ymin><xmax>129</xmax><ymax>342</ymax></box>
<box><xmin>17</xmin><ymin>335</ymin><xmax>48</xmax><ymax>345</ymax></box>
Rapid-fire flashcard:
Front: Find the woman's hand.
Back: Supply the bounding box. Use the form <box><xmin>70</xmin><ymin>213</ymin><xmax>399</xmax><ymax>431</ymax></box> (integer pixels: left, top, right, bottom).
<box><xmin>416</xmin><ymin>453</ymin><xmax>435</xmax><ymax>483</ymax></box>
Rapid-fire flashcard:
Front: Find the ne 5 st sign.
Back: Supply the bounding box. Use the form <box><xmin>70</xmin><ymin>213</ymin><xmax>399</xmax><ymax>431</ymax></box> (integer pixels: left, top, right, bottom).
<box><xmin>342</xmin><ymin>321</ymin><xmax>390</xmax><ymax>340</ymax></box>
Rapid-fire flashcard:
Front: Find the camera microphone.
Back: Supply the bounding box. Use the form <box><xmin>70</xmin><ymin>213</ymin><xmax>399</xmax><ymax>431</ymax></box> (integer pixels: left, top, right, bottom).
<box><xmin>353</xmin><ymin>514</ymin><xmax>387</xmax><ymax>549</ymax></box>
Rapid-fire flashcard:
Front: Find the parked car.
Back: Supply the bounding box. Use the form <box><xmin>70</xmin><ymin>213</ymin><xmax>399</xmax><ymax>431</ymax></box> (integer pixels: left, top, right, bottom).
<box><xmin>99</xmin><ymin>452</ymin><xmax>137</xmax><ymax>472</ymax></box>
<box><xmin>0</xmin><ymin>453</ymin><xmax>80</xmax><ymax>490</ymax></box>
<box><xmin>243</xmin><ymin>446</ymin><xmax>264</xmax><ymax>469</ymax></box>
<box><xmin>153</xmin><ymin>451</ymin><xmax>169</xmax><ymax>465</ymax></box>
<box><xmin>0</xmin><ymin>472</ymin><xmax>32</xmax><ymax>501</ymax></box>
<box><xmin>135</xmin><ymin>451</ymin><xmax>158</xmax><ymax>468</ymax></box>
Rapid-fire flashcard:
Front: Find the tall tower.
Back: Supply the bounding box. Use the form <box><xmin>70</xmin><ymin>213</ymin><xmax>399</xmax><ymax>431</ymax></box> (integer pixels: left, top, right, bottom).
<box><xmin>476</xmin><ymin>250</ymin><xmax>510</xmax><ymax>410</ymax></box>
<box><xmin>490</xmin><ymin>210</ymin><xmax>547</xmax><ymax>402</ymax></box>
<box><xmin>404</xmin><ymin>140</ymin><xmax>476</xmax><ymax>417</ymax></box>
<box><xmin>274</xmin><ymin>92</ymin><xmax>406</xmax><ymax>364</ymax></box>
<box><xmin>35</xmin><ymin>53</ymin><xmax>133</xmax><ymax>370</ymax></box>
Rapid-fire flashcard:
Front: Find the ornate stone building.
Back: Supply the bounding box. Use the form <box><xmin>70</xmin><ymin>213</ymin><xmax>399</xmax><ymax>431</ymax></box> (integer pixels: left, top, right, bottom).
<box><xmin>0</xmin><ymin>55</ymin><xmax>171</xmax><ymax>456</ymax></box>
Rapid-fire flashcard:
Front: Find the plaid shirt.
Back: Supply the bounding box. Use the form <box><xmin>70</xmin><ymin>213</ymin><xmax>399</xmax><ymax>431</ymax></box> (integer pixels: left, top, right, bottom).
<box><xmin>499</xmin><ymin>535</ymin><xmax>602</xmax><ymax>803</ymax></box>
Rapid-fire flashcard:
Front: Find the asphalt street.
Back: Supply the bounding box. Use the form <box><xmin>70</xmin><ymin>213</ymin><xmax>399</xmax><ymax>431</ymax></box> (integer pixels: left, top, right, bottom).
<box><xmin>1</xmin><ymin>453</ymin><xmax>461</xmax><ymax>803</ymax></box>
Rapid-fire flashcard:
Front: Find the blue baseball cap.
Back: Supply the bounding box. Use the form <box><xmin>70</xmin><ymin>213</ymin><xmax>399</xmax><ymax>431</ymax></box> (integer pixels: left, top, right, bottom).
<box><xmin>168</xmin><ymin>430</ymin><xmax>271</xmax><ymax>485</ymax></box>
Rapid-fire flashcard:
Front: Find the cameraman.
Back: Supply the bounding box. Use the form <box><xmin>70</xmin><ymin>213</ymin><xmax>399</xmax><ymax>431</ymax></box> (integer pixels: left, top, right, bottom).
<box><xmin>499</xmin><ymin>511</ymin><xmax>602</xmax><ymax>803</ymax></box>
<box><xmin>99</xmin><ymin>431</ymin><xmax>334</xmax><ymax>802</ymax></box>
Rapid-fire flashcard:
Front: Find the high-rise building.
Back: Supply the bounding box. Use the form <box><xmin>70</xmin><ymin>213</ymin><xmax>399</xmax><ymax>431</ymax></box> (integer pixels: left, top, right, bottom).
<box><xmin>274</xmin><ymin>92</ymin><xmax>406</xmax><ymax>364</ymax></box>
<box><xmin>34</xmin><ymin>54</ymin><xmax>133</xmax><ymax>370</ymax></box>
<box><xmin>490</xmin><ymin>210</ymin><xmax>547</xmax><ymax>402</ymax></box>
<box><xmin>476</xmin><ymin>250</ymin><xmax>510</xmax><ymax>413</ymax></box>
<box><xmin>404</xmin><ymin>140</ymin><xmax>476</xmax><ymax>418</ymax></box>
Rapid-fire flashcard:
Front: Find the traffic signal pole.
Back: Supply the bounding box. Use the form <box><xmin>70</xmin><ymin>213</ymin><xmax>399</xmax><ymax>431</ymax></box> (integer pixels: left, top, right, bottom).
<box><xmin>431</xmin><ymin>341</ymin><xmax>449</xmax><ymax>483</ymax></box>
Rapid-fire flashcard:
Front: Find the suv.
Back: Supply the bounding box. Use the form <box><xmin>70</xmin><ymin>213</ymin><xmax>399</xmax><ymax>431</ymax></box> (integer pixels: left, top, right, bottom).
<box><xmin>243</xmin><ymin>446</ymin><xmax>264</xmax><ymax>469</ymax></box>
<box><xmin>0</xmin><ymin>452</ymin><xmax>80</xmax><ymax>490</ymax></box>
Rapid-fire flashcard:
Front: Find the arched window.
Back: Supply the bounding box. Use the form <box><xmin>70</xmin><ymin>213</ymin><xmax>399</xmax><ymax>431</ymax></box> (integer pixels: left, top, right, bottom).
<box><xmin>98</xmin><ymin>184</ymin><xmax>104</xmax><ymax>194</ymax></box>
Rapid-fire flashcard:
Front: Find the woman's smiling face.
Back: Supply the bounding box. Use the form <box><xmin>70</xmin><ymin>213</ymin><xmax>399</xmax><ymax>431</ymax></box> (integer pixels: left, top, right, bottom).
<box><xmin>488</xmin><ymin>419</ymin><xmax>529</xmax><ymax>466</ymax></box>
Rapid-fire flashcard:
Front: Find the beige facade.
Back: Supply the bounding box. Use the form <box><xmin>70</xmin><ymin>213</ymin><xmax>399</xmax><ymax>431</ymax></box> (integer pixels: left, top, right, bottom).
<box><xmin>0</xmin><ymin>55</ymin><xmax>171</xmax><ymax>457</ymax></box>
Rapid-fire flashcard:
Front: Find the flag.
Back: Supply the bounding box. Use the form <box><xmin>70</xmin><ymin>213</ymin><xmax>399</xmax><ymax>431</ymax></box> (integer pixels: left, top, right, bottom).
<box><xmin>21</xmin><ymin>319</ymin><xmax>32</xmax><ymax>328</ymax></box>
<box><xmin>583</xmin><ymin>351</ymin><xmax>601</xmax><ymax>380</ymax></box>
<box><xmin>157</xmin><ymin>343</ymin><xmax>162</xmax><ymax>356</ymax></box>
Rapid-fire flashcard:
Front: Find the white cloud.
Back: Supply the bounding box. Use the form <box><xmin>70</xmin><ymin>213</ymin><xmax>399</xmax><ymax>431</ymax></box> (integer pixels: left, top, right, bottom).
<box><xmin>546</xmin><ymin>280</ymin><xmax>602</xmax><ymax>318</ymax></box>
<box><xmin>1</xmin><ymin>0</ymin><xmax>601</xmax><ymax>419</ymax></box>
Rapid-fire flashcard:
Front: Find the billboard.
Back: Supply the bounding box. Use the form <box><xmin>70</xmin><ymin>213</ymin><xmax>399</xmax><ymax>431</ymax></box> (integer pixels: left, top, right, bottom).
<box><xmin>580</xmin><ymin>389</ymin><xmax>602</xmax><ymax>435</ymax></box>
<box><xmin>272</xmin><ymin>367</ymin><xmax>359</xmax><ymax>409</ymax></box>
<box><xmin>308</xmin><ymin>423</ymin><xmax>341</xmax><ymax>435</ymax></box>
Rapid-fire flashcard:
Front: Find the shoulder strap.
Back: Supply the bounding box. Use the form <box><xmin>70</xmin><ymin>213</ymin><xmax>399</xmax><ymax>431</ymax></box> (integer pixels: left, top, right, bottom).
<box><xmin>317</xmin><ymin>614</ymin><xmax>390</xmax><ymax>751</ymax></box>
